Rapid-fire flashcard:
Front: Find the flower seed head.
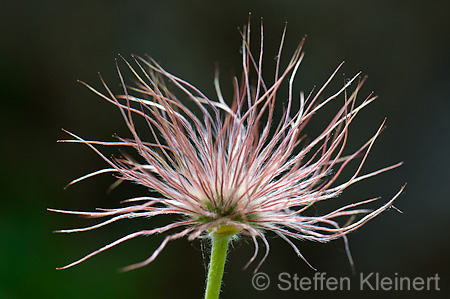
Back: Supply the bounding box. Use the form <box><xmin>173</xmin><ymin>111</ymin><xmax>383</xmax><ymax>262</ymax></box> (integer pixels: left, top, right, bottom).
<box><xmin>50</xmin><ymin>20</ymin><xmax>404</xmax><ymax>273</ymax></box>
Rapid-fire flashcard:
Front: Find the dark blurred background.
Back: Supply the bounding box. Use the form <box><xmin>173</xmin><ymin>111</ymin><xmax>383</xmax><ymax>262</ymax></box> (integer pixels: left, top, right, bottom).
<box><xmin>1</xmin><ymin>1</ymin><xmax>449</xmax><ymax>298</ymax></box>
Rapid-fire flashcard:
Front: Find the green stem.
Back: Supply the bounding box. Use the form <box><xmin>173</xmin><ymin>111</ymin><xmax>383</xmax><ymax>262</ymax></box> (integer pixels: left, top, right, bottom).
<box><xmin>204</xmin><ymin>233</ymin><xmax>231</xmax><ymax>299</ymax></box>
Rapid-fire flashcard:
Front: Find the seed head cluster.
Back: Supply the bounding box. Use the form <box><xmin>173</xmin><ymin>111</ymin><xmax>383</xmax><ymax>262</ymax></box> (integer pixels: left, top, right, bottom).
<box><xmin>50</xmin><ymin>22</ymin><xmax>404</xmax><ymax>272</ymax></box>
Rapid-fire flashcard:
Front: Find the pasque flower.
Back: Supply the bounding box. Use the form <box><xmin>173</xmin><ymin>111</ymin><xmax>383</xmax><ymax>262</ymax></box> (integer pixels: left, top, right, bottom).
<box><xmin>50</xmin><ymin>20</ymin><xmax>404</xmax><ymax>298</ymax></box>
